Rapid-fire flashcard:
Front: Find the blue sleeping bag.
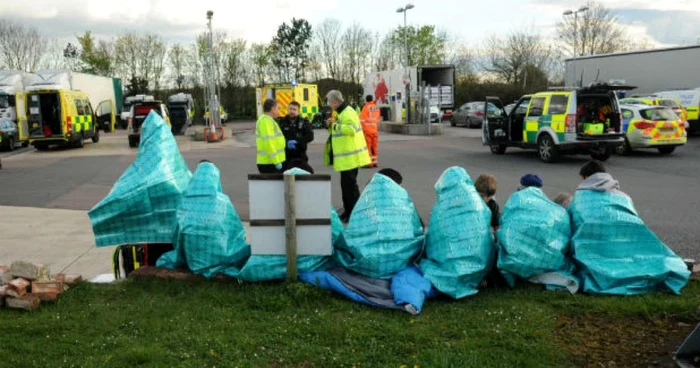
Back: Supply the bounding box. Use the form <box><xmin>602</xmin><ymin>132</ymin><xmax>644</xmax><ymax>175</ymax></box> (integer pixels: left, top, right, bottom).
<box><xmin>570</xmin><ymin>189</ymin><xmax>690</xmax><ymax>295</ymax></box>
<box><xmin>419</xmin><ymin>167</ymin><xmax>495</xmax><ymax>298</ymax></box>
<box><xmin>88</xmin><ymin>111</ymin><xmax>192</xmax><ymax>246</ymax></box>
<box><xmin>334</xmin><ymin>173</ymin><xmax>425</xmax><ymax>279</ymax></box>
<box><xmin>496</xmin><ymin>187</ymin><xmax>578</xmax><ymax>293</ymax></box>
<box><xmin>156</xmin><ymin>162</ymin><xmax>250</xmax><ymax>278</ymax></box>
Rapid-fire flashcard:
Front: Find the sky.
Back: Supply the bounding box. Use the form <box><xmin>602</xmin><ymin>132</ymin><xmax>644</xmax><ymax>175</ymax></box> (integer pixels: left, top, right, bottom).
<box><xmin>1</xmin><ymin>0</ymin><xmax>699</xmax><ymax>49</ymax></box>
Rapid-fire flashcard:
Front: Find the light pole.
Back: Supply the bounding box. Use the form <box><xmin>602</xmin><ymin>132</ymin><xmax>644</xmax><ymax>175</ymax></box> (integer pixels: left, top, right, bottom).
<box><xmin>563</xmin><ymin>5</ymin><xmax>589</xmax><ymax>87</ymax></box>
<box><xmin>205</xmin><ymin>10</ymin><xmax>221</xmax><ymax>142</ymax></box>
<box><xmin>396</xmin><ymin>3</ymin><xmax>414</xmax><ymax>123</ymax></box>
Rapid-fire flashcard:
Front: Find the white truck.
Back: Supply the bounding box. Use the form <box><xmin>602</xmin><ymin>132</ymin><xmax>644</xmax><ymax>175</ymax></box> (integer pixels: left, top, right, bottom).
<box><xmin>362</xmin><ymin>65</ymin><xmax>455</xmax><ymax>122</ymax></box>
<box><xmin>652</xmin><ymin>88</ymin><xmax>700</xmax><ymax>135</ymax></box>
<box><xmin>0</xmin><ymin>70</ymin><xmax>35</xmax><ymax>146</ymax></box>
<box><xmin>121</xmin><ymin>94</ymin><xmax>154</xmax><ymax>129</ymax></box>
<box><xmin>27</xmin><ymin>70</ymin><xmax>123</xmax><ymax>132</ymax></box>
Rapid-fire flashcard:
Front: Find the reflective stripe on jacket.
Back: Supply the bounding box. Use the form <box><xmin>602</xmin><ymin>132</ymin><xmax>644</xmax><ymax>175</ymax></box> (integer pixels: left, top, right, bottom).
<box><xmin>256</xmin><ymin>114</ymin><xmax>286</xmax><ymax>165</ymax></box>
<box><xmin>360</xmin><ymin>102</ymin><xmax>381</xmax><ymax>135</ymax></box>
<box><xmin>324</xmin><ymin>104</ymin><xmax>371</xmax><ymax>171</ymax></box>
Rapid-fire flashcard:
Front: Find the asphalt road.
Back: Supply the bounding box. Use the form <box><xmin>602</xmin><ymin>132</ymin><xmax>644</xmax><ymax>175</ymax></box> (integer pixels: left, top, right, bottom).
<box><xmin>2</xmin><ymin>122</ymin><xmax>699</xmax><ymax>260</ymax></box>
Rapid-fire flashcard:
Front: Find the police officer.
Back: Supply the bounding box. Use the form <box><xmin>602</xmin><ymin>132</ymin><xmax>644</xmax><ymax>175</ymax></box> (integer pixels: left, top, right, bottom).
<box><xmin>279</xmin><ymin>101</ymin><xmax>314</xmax><ymax>173</ymax></box>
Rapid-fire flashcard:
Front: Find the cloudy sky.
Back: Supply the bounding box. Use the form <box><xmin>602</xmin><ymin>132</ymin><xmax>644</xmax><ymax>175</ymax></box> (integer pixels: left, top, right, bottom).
<box><xmin>1</xmin><ymin>0</ymin><xmax>699</xmax><ymax>48</ymax></box>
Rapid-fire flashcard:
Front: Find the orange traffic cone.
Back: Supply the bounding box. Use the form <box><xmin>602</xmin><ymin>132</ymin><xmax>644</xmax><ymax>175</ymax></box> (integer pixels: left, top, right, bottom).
<box><xmin>207</xmin><ymin>121</ymin><xmax>220</xmax><ymax>143</ymax></box>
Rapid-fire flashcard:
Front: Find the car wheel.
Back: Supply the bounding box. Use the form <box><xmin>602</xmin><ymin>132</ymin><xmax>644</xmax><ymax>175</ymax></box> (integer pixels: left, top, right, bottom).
<box><xmin>450</xmin><ymin>117</ymin><xmax>456</xmax><ymax>127</ymax></box>
<box><xmin>658</xmin><ymin>146</ymin><xmax>676</xmax><ymax>155</ymax></box>
<box><xmin>465</xmin><ymin>117</ymin><xmax>472</xmax><ymax>128</ymax></box>
<box><xmin>490</xmin><ymin>144</ymin><xmax>507</xmax><ymax>155</ymax></box>
<box><xmin>538</xmin><ymin>134</ymin><xmax>558</xmax><ymax>163</ymax></box>
<box><xmin>21</xmin><ymin>141</ymin><xmax>29</xmax><ymax>148</ymax></box>
<box><xmin>7</xmin><ymin>137</ymin><xmax>15</xmax><ymax>151</ymax></box>
<box><xmin>92</xmin><ymin>127</ymin><xmax>100</xmax><ymax>143</ymax></box>
<box><xmin>591</xmin><ymin>147</ymin><xmax>612</xmax><ymax>161</ymax></box>
<box><xmin>615</xmin><ymin>139</ymin><xmax>632</xmax><ymax>156</ymax></box>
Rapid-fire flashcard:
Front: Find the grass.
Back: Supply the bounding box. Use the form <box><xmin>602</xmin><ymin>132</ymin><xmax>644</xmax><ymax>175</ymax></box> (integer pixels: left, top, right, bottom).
<box><xmin>1</xmin><ymin>278</ymin><xmax>699</xmax><ymax>368</ymax></box>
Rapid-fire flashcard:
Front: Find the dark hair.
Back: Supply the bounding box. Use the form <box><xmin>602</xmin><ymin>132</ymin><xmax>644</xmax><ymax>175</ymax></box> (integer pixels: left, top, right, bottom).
<box><xmin>378</xmin><ymin>168</ymin><xmax>402</xmax><ymax>185</ymax></box>
<box><xmin>475</xmin><ymin>174</ymin><xmax>497</xmax><ymax>197</ymax></box>
<box><xmin>365</xmin><ymin>95</ymin><xmax>373</xmax><ymax>102</ymax></box>
<box><xmin>199</xmin><ymin>159</ymin><xmax>211</xmax><ymax>163</ymax></box>
<box><xmin>289</xmin><ymin>101</ymin><xmax>300</xmax><ymax>108</ymax></box>
<box><xmin>263</xmin><ymin>98</ymin><xmax>277</xmax><ymax>112</ymax></box>
<box><xmin>579</xmin><ymin>160</ymin><xmax>606</xmax><ymax>178</ymax></box>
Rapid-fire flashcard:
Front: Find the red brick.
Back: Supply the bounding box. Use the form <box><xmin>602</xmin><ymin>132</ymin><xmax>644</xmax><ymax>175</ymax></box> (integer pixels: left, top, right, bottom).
<box><xmin>6</xmin><ymin>294</ymin><xmax>40</xmax><ymax>311</ymax></box>
<box><xmin>31</xmin><ymin>280</ymin><xmax>63</xmax><ymax>295</ymax></box>
<box><xmin>63</xmin><ymin>274</ymin><xmax>83</xmax><ymax>286</ymax></box>
<box><xmin>34</xmin><ymin>291</ymin><xmax>59</xmax><ymax>302</ymax></box>
<box><xmin>7</xmin><ymin>278</ymin><xmax>30</xmax><ymax>297</ymax></box>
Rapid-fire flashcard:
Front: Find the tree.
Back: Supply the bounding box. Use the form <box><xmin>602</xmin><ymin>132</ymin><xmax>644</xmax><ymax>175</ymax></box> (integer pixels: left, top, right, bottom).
<box><xmin>313</xmin><ymin>19</ymin><xmax>343</xmax><ymax>80</ymax></box>
<box><xmin>271</xmin><ymin>18</ymin><xmax>313</xmax><ymax>82</ymax></box>
<box><xmin>249</xmin><ymin>43</ymin><xmax>272</xmax><ymax>86</ymax></box>
<box><xmin>481</xmin><ymin>30</ymin><xmax>554</xmax><ymax>87</ymax></box>
<box><xmin>557</xmin><ymin>1</ymin><xmax>628</xmax><ymax>57</ymax></box>
<box><xmin>113</xmin><ymin>33</ymin><xmax>166</xmax><ymax>91</ymax></box>
<box><xmin>76</xmin><ymin>31</ymin><xmax>113</xmax><ymax>76</ymax></box>
<box><xmin>0</xmin><ymin>20</ymin><xmax>47</xmax><ymax>72</ymax></box>
<box><xmin>340</xmin><ymin>22</ymin><xmax>373</xmax><ymax>85</ymax></box>
<box><xmin>222</xmin><ymin>38</ymin><xmax>247</xmax><ymax>88</ymax></box>
<box><xmin>388</xmin><ymin>25</ymin><xmax>447</xmax><ymax>66</ymax></box>
<box><xmin>169</xmin><ymin>44</ymin><xmax>189</xmax><ymax>89</ymax></box>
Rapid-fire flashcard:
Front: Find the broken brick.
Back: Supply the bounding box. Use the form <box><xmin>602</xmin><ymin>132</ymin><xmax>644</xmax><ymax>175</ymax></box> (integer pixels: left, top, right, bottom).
<box><xmin>6</xmin><ymin>294</ymin><xmax>40</xmax><ymax>311</ymax></box>
<box><xmin>31</xmin><ymin>280</ymin><xmax>63</xmax><ymax>295</ymax></box>
<box><xmin>33</xmin><ymin>291</ymin><xmax>59</xmax><ymax>302</ymax></box>
<box><xmin>63</xmin><ymin>274</ymin><xmax>83</xmax><ymax>286</ymax></box>
<box><xmin>0</xmin><ymin>285</ymin><xmax>7</xmax><ymax>297</ymax></box>
<box><xmin>6</xmin><ymin>278</ymin><xmax>30</xmax><ymax>297</ymax></box>
<box><xmin>10</xmin><ymin>261</ymin><xmax>50</xmax><ymax>281</ymax></box>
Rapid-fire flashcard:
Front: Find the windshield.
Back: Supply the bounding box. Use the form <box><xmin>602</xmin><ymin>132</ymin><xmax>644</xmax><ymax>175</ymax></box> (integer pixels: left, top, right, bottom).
<box><xmin>0</xmin><ymin>95</ymin><xmax>8</xmax><ymax>109</ymax></box>
<box><xmin>640</xmin><ymin>108</ymin><xmax>678</xmax><ymax>121</ymax></box>
<box><xmin>657</xmin><ymin>100</ymin><xmax>680</xmax><ymax>109</ymax></box>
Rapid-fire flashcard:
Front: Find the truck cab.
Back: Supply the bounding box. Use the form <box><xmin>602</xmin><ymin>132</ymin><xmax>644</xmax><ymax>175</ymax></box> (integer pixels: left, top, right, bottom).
<box><xmin>483</xmin><ymin>83</ymin><xmax>634</xmax><ymax>163</ymax></box>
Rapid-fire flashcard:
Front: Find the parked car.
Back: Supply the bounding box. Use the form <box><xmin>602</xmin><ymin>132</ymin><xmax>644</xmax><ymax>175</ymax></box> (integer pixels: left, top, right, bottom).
<box><xmin>127</xmin><ymin>98</ymin><xmax>170</xmax><ymax>148</ymax></box>
<box><xmin>451</xmin><ymin>102</ymin><xmax>498</xmax><ymax>128</ymax></box>
<box><xmin>0</xmin><ymin>119</ymin><xmax>20</xmax><ymax>151</ymax></box>
<box><xmin>617</xmin><ymin>104</ymin><xmax>686</xmax><ymax>155</ymax></box>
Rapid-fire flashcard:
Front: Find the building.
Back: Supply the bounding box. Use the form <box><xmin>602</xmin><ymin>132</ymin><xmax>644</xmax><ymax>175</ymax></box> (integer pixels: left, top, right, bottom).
<box><xmin>565</xmin><ymin>45</ymin><xmax>700</xmax><ymax>95</ymax></box>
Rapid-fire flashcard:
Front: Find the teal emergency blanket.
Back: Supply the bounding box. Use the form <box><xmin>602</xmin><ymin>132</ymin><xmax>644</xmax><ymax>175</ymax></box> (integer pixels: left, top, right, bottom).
<box><xmin>225</xmin><ymin>168</ymin><xmax>337</xmax><ymax>281</ymax></box>
<box><xmin>88</xmin><ymin>111</ymin><xmax>192</xmax><ymax>246</ymax></box>
<box><xmin>335</xmin><ymin>173</ymin><xmax>425</xmax><ymax>279</ymax></box>
<box><xmin>156</xmin><ymin>162</ymin><xmax>250</xmax><ymax>278</ymax></box>
<box><xmin>570</xmin><ymin>190</ymin><xmax>690</xmax><ymax>295</ymax></box>
<box><xmin>419</xmin><ymin>167</ymin><xmax>495</xmax><ymax>298</ymax></box>
<box><xmin>496</xmin><ymin>187</ymin><xmax>578</xmax><ymax>293</ymax></box>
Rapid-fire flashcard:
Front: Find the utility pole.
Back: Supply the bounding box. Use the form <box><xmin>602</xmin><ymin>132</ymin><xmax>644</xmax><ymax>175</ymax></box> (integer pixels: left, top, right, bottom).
<box><xmin>564</xmin><ymin>5</ymin><xmax>589</xmax><ymax>87</ymax></box>
<box><xmin>396</xmin><ymin>3</ymin><xmax>414</xmax><ymax>123</ymax></box>
<box><xmin>204</xmin><ymin>10</ymin><xmax>221</xmax><ymax>142</ymax></box>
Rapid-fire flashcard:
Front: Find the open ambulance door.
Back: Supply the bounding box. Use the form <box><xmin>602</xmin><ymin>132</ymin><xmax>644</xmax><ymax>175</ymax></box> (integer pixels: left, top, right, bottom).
<box><xmin>482</xmin><ymin>96</ymin><xmax>508</xmax><ymax>148</ymax></box>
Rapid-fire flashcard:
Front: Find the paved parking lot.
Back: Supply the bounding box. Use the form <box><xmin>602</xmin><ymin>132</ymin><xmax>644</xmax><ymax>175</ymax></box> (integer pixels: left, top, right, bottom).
<box><xmin>1</xmin><ymin>122</ymin><xmax>699</xmax><ymax>262</ymax></box>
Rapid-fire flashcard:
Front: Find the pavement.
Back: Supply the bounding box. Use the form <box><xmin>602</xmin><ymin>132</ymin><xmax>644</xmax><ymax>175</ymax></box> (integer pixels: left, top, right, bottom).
<box><xmin>1</xmin><ymin>121</ymin><xmax>699</xmax><ymax>278</ymax></box>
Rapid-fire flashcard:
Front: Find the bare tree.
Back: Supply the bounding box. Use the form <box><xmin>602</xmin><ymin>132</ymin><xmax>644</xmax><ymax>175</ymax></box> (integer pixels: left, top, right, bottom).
<box><xmin>222</xmin><ymin>38</ymin><xmax>247</xmax><ymax>87</ymax></box>
<box><xmin>481</xmin><ymin>30</ymin><xmax>554</xmax><ymax>86</ymax></box>
<box><xmin>0</xmin><ymin>20</ymin><xmax>48</xmax><ymax>72</ymax></box>
<box><xmin>169</xmin><ymin>44</ymin><xmax>189</xmax><ymax>89</ymax></box>
<box><xmin>341</xmin><ymin>22</ymin><xmax>373</xmax><ymax>85</ymax></box>
<box><xmin>113</xmin><ymin>33</ymin><xmax>166</xmax><ymax>91</ymax></box>
<box><xmin>249</xmin><ymin>43</ymin><xmax>272</xmax><ymax>86</ymax></box>
<box><xmin>445</xmin><ymin>44</ymin><xmax>476</xmax><ymax>79</ymax></box>
<box><xmin>557</xmin><ymin>1</ymin><xmax>628</xmax><ymax>56</ymax></box>
<box><xmin>313</xmin><ymin>19</ymin><xmax>343</xmax><ymax>80</ymax></box>
<box><xmin>40</xmin><ymin>38</ymin><xmax>69</xmax><ymax>70</ymax></box>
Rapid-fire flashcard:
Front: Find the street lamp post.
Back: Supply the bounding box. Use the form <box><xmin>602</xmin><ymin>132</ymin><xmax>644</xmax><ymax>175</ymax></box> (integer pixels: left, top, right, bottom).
<box><xmin>564</xmin><ymin>6</ymin><xmax>589</xmax><ymax>87</ymax></box>
<box><xmin>397</xmin><ymin>3</ymin><xmax>414</xmax><ymax>123</ymax></box>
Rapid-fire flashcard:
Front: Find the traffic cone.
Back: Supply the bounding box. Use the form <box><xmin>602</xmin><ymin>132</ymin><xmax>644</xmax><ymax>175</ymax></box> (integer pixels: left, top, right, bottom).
<box><xmin>207</xmin><ymin>121</ymin><xmax>220</xmax><ymax>143</ymax></box>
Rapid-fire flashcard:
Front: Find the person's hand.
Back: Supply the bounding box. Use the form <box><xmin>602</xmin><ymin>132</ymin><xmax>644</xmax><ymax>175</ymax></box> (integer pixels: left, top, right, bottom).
<box><xmin>287</xmin><ymin>140</ymin><xmax>297</xmax><ymax>150</ymax></box>
<box><xmin>275</xmin><ymin>163</ymin><xmax>283</xmax><ymax>171</ymax></box>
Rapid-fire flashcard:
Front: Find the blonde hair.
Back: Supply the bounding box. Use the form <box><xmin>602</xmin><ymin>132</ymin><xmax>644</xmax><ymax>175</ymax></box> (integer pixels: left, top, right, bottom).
<box><xmin>553</xmin><ymin>192</ymin><xmax>573</xmax><ymax>209</ymax></box>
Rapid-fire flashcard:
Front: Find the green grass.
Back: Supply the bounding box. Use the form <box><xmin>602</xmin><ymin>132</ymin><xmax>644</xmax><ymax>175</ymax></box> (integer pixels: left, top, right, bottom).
<box><xmin>1</xmin><ymin>279</ymin><xmax>699</xmax><ymax>368</ymax></box>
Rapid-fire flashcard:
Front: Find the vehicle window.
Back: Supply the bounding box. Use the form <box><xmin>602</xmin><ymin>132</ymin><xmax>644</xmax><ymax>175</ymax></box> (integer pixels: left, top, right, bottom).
<box><xmin>622</xmin><ymin>109</ymin><xmax>634</xmax><ymax>119</ymax></box>
<box><xmin>459</xmin><ymin>103</ymin><xmax>469</xmax><ymax>111</ymax></box>
<box><xmin>303</xmin><ymin>88</ymin><xmax>309</xmax><ymax>101</ymax></box>
<box><xmin>640</xmin><ymin>108</ymin><xmax>677</xmax><ymax>121</ymax></box>
<box><xmin>657</xmin><ymin>99</ymin><xmax>679</xmax><ymax>109</ymax></box>
<box><xmin>547</xmin><ymin>95</ymin><xmax>569</xmax><ymax>115</ymax></box>
<box><xmin>0</xmin><ymin>95</ymin><xmax>8</xmax><ymax>108</ymax></box>
<box><xmin>83</xmin><ymin>101</ymin><xmax>92</xmax><ymax>116</ymax></box>
<box><xmin>528</xmin><ymin>97</ymin><xmax>545</xmax><ymax>117</ymax></box>
<box><xmin>75</xmin><ymin>100</ymin><xmax>85</xmax><ymax>115</ymax></box>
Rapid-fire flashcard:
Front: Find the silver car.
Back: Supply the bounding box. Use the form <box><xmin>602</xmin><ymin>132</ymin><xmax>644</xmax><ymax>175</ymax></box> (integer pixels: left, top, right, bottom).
<box><xmin>450</xmin><ymin>102</ymin><xmax>498</xmax><ymax>128</ymax></box>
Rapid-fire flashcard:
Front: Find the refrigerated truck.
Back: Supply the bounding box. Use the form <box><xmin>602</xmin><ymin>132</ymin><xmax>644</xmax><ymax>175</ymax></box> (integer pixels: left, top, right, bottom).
<box><xmin>26</xmin><ymin>70</ymin><xmax>122</xmax><ymax>132</ymax></box>
<box><xmin>362</xmin><ymin>65</ymin><xmax>455</xmax><ymax>119</ymax></box>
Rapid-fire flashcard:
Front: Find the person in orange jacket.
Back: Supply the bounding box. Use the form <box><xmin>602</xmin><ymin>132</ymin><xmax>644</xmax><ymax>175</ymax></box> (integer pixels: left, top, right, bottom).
<box><xmin>359</xmin><ymin>95</ymin><xmax>381</xmax><ymax>168</ymax></box>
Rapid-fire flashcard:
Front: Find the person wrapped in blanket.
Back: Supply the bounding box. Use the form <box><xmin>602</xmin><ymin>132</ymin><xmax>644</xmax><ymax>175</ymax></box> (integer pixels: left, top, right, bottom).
<box><xmin>570</xmin><ymin>160</ymin><xmax>690</xmax><ymax>295</ymax></box>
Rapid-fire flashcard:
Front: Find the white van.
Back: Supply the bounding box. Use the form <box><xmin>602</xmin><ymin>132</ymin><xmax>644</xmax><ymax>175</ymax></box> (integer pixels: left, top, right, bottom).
<box><xmin>653</xmin><ymin>88</ymin><xmax>700</xmax><ymax>135</ymax></box>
